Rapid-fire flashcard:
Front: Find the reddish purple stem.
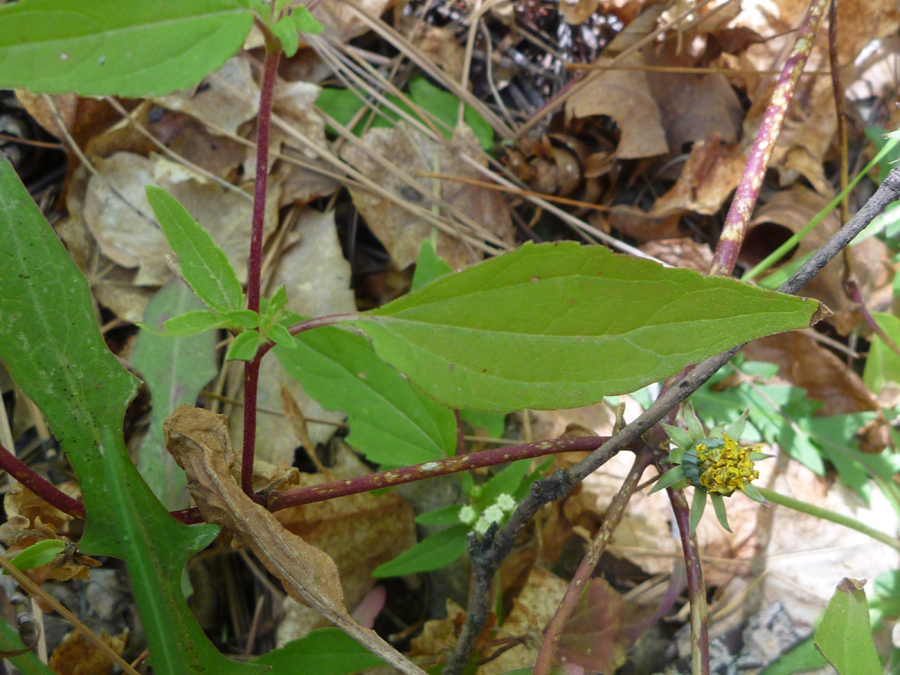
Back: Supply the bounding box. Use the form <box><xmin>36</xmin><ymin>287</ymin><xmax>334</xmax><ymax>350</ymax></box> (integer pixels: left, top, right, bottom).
<box><xmin>241</xmin><ymin>40</ymin><xmax>281</xmax><ymax>500</ymax></box>
<box><xmin>0</xmin><ymin>442</ymin><xmax>85</xmax><ymax>519</ymax></box>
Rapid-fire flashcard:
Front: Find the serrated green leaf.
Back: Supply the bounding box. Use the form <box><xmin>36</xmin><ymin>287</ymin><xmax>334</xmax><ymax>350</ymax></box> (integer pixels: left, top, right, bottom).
<box><xmin>133</xmin><ymin>282</ymin><xmax>217</xmax><ymax>510</ymax></box>
<box><xmin>349</xmin><ymin>242</ymin><xmax>819</xmax><ymax>413</ymax></box>
<box><xmin>264</xmin><ymin>286</ymin><xmax>288</xmax><ymax>321</ymax></box>
<box><xmin>226</xmin><ymin>329</ymin><xmax>261</xmax><ymax>361</ymax></box>
<box><xmin>288</xmin><ymin>6</ymin><xmax>324</xmax><ymax>34</ymax></box>
<box><xmin>760</xmin><ymin>637</ymin><xmax>827</xmax><ymax>675</ymax></box>
<box><xmin>275</xmin><ymin>325</ymin><xmax>457</xmax><ymax>466</ymax></box>
<box><xmin>863</xmin><ymin>312</ymin><xmax>900</xmax><ymax>395</ymax></box>
<box><xmin>270</xmin><ymin>15</ymin><xmax>300</xmax><ymax>57</ymax></box>
<box><xmin>7</xmin><ymin>540</ymin><xmax>66</xmax><ymax>572</ymax></box>
<box><xmin>0</xmin><ymin>0</ymin><xmax>253</xmax><ymax>97</ymax></box>
<box><xmin>416</xmin><ymin>504</ymin><xmax>464</xmax><ymax>526</ymax></box>
<box><xmin>255</xmin><ymin>627</ymin><xmax>384</xmax><ymax>674</ymax></box>
<box><xmin>221</xmin><ymin>308</ymin><xmax>260</xmax><ymax>328</ymax></box>
<box><xmin>146</xmin><ymin>186</ymin><xmax>244</xmax><ymax>313</ymax></box>
<box><xmin>815</xmin><ymin>580</ymin><xmax>881</xmax><ymax>675</ymax></box>
<box><xmin>162</xmin><ymin>310</ymin><xmax>230</xmax><ymax>336</ymax></box>
<box><xmin>373</xmin><ymin>525</ymin><xmax>469</xmax><ymax>577</ymax></box>
<box><xmin>0</xmin><ymin>157</ymin><xmax>263</xmax><ymax>674</ymax></box>
<box><xmin>268</xmin><ymin>323</ymin><xmax>296</xmax><ymax>349</ymax></box>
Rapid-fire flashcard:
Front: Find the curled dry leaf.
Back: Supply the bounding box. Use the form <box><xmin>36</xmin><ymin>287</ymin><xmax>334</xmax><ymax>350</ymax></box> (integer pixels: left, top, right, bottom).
<box><xmin>164</xmin><ymin>405</ymin><xmax>427</xmax><ymax>675</ymax></box>
<box><xmin>340</xmin><ymin>121</ymin><xmax>514</xmax><ymax>270</ymax></box>
<box><xmin>49</xmin><ymin>629</ymin><xmax>128</xmax><ymax>675</ymax></box>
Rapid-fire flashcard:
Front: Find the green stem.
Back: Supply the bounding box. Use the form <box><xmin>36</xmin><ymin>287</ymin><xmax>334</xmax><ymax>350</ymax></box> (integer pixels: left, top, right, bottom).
<box><xmin>756</xmin><ymin>486</ymin><xmax>900</xmax><ymax>552</ymax></box>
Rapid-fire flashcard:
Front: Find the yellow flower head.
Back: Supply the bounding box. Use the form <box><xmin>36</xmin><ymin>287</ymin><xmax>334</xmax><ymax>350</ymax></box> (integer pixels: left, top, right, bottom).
<box><xmin>694</xmin><ymin>435</ymin><xmax>762</xmax><ymax>496</ymax></box>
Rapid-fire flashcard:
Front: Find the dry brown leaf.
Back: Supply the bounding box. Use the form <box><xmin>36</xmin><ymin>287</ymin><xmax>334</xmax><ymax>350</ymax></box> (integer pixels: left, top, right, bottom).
<box><xmin>477</xmin><ymin>567</ymin><xmax>569</xmax><ymax>675</ymax></box>
<box><xmin>49</xmin><ymin>630</ymin><xmax>128</xmax><ymax>675</ymax></box>
<box><xmin>743</xmin><ymin>332</ymin><xmax>878</xmax><ymax>417</ymax></box>
<box><xmin>312</xmin><ymin>0</ymin><xmax>395</xmax><ymax>42</ymax></box>
<box><xmin>403</xmin><ymin>21</ymin><xmax>467</xmax><ymax>81</ymax></box>
<box><xmin>640</xmin><ymin>238</ymin><xmax>714</xmax><ymax>272</ymax></box>
<box><xmin>77</xmin><ymin>151</ymin><xmax>279</xmax><ymax>286</ymax></box>
<box><xmin>649</xmin><ymin>136</ymin><xmax>748</xmax><ymax>218</ymax></box>
<box><xmin>566</xmin><ymin>52</ymin><xmax>668</xmax><ymax>160</ymax></box>
<box><xmin>410</xmin><ymin>599</ymin><xmax>469</xmax><ymax>661</ymax></box>
<box><xmin>154</xmin><ymin>54</ymin><xmax>259</xmax><ymax>136</ymax></box>
<box><xmin>560</xmin><ymin>0</ymin><xmax>600</xmax><ymax>25</ymax></box>
<box><xmin>604</xmin><ymin>204</ymin><xmax>684</xmax><ymax>242</ymax></box>
<box><xmin>164</xmin><ymin>405</ymin><xmax>427</xmax><ymax>675</ymax></box>
<box><xmin>645</xmin><ymin>45</ymin><xmax>743</xmax><ymax>153</ymax></box>
<box><xmin>340</xmin><ymin>121</ymin><xmax>513</xmax><ymax>269</ymax></box>
<box><xmin>275</xmin><ymin>441</ymin><xmax>417</xmax><ymax>611</ymax></box>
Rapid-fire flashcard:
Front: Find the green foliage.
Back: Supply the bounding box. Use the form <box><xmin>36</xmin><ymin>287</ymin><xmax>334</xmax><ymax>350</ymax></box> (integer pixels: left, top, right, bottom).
<box><xmin>349</xmin><ymin>242</ymin><xmax>819</xmax><ymax>413</ymax></box>
<box><xmin>6</xmin><ymin>540</ymin><xmax>66</xmax><ymax>572</ymax></box>
<box><xmin>316</xmin><ymin>76</ymin><xmax>494</xmax><ymax>151</ymax></box>
<box><xmin>255</xmin><ymin>628</ymin><xmax>386</xmax><ymax>674</ymax></box>
<box><xmin>863</xmin><ymin>312</ymin><xmax>900</xmax><ymax>394</ymax></box>
<box><xmin>275</xmin><ymin>322</ymin><xmax>458</xmax><ymax>466</ymax></box>
<box><xmin>133</xmin><ymin>282</ymin><xmax>217</xmax><ymax>509</ymax></box>
<box><xmin>146</xmin><ymin>186</ymin><xmax>245</xmax><ymax>313</ymax></box>
<box><xmin>0</xmin><ymin>0</ymin><xmax>254</xmax><ymax>96</ymax></box>
<box><xmin>372</xmin><ymin>524</ymin><xmax>470</xmax><ymax>578</ymax></box>
<box><xmin>0</xmin><ymin>618</ymin><xmax>56</xmax><ymax>675</ymax></box>
<box><xmin>815</xmin><ymin>580</ymin><xmax>881</xmax><ymax>675</ymax></box>
<box><xmin>0</xmin><ymin>157</ymin><xmax>264</xmax><ymax>675</ymax></box>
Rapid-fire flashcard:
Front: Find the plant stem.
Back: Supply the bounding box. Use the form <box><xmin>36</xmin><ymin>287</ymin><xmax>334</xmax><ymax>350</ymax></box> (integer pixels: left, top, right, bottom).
<box><xmin>533</xmin><ymin>447</ymin><xmax>654</xmax><ymax>675</ymax></box>
<box><xmin>708</xmin><ymin>0</ymin><xmax>829</xmax><ymax>277</ymax></box>
<box><xmin>0</xmin><ymin>442</ymin><xmax>85</xmax><ymax>518</ymax></box>
<box><xmin>241</xmin><ymin>36</ymin><xmax>281</xmax><ymax>500</ymax></box>
<box><xmin>756</xmin><ymin>486</ymin><xmax>900</xmax><ymax>552</ymax></box>
<box><xmin>180</xmin><ymin>434</ymin><xmax>619</xmax><ymax>524</ymax></box>
<box><xmin>667</xmin><ymin>484</ymin><xmax>709</xmax><ymax>675</ymax></box>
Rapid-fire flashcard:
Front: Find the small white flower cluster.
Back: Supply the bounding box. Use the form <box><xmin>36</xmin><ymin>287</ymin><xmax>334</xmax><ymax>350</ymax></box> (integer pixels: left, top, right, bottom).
<box><xmin>458</xmin><ymin>493</ymin><xmax>518</xmax><ymax>535</ymax></box>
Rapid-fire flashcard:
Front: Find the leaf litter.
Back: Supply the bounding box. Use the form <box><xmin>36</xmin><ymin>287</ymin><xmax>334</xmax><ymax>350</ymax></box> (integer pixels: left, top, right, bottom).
<box><xmin>3</xmin><ymin>0</ymin><xmax>900</xmax><ymax>672</ymax></box>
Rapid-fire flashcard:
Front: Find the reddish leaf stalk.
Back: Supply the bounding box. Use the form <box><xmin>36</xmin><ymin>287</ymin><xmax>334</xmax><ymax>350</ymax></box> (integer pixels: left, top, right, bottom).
<box><xmin>533</xmin><ymin>447</ymin><xmax>654</xmax><ymax>675</ymax></box>
<box><xmin>176</xmin><ymin>435</ymin><xmax>617</xmax><ymax>525</ymax></box>
<box><xmin>708</xmin><ymin>0</ymin><xmax>830</xmax><ymax>277</ymax></box>
<box><xmin>667</xmin><ymin>484</ymin><xmax>709</xmax><ymax>675</ymax></box>
<box><xmin>241</xmin><ymin>38</ymin><xmax>281</xmax><ymax>500</ymax></box>
<box><xmin>0</xmin><ymin>442</ymin><xmax>85</xmax><ymax>519</ymax></box>
<box><xmin>827</xmin><ymin>0</ymin><xmax>849</xmax><ymax>224</ymax></box>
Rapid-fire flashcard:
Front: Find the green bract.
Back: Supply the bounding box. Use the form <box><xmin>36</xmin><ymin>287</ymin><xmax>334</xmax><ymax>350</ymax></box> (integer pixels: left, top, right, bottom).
<box><xmin>652</xmin><ymin>405</ymin><xmax>770</xmax><ymax>532</ymax></box>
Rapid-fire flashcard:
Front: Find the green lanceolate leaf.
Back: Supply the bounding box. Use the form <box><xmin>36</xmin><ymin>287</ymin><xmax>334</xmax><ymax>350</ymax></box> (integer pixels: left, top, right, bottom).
<box><xmin>862</xmin><ymin>311</ymin><xmax>900</xmax><ymax>395</ymax></box>
<box><xmin>146</xmin><ymin>186</ymin><xmax>244</xmax><ymax>313</ymax></box>
<box><xmin>275</xmin><ymin>324</ymin><xmax>457</xmax><ymax>465</ymax></box>
<box><xmin>815</xmin><ymin>579</ymin><xmax>881</xmax><ymax>675</ymax></box>
<box><xmin>226</xmin><ymin>329</ymin><xmax>261</xmax><ymax>361</ymax></box>
<box><xmin>7</xmin><ymin>540</ymin><xmax>66</xmax><ymax>572</ymax></box>
<box><xmin>373</xmin><ymin>524</ymin><xmax>469</xmax><ymax>577</ymax></box>
<box><xmin>0</xmin><ymin>157</ymin><xmax>263</xmax><ymax>675</ymax></box>
<box><xmin>348</xmin><ymin>242</ymin><xmax>820</xmax><ymax>413</ymax></box>
<box><xmin>133</xmin><ymin>282</ymin><xmax>217</xmax><ymax>510</ymax></box>
<box><xmin>255</xmin><ymin>627</ymin><xmax>384</xmax><ymax>675</ymax></box>
<box><xmin>0</xmin><ymin>0</ymin><xmax>253</xmax><ymax>97</ymax></box>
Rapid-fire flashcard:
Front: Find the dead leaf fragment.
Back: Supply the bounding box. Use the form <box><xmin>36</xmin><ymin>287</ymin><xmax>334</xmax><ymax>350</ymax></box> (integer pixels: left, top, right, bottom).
<box><xmin>340</xmin><ymin>122</ymin><xmax>513</xmax><ymax>269</ymax></box>
<box><xmin>566</xmin><ymin>53</ymin><xmax>668</xmax><ymax>159</ymax></box>
<box><xmin>49</xmin><ymin>630</ymin><xmax>127</xmax><ymax>675</ymax></box>
<box><xmin>164</xmin><ymin>406</ymin><xmax>426</xmax><ymax>675</ymax></box>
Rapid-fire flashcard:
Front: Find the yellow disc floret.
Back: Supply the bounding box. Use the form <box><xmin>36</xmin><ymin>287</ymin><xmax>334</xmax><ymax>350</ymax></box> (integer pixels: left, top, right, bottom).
<box><xmin>694</xmin><ymin>435</ymin><xmax>761</xmax><ymax>496</ymax></box>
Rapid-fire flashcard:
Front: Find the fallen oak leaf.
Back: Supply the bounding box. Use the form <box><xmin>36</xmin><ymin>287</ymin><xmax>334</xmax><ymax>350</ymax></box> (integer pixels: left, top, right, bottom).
<box><xmin>164</xmin><ymin>405</ymin><xmax>427</xmax><ymax>675</ymax></box>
